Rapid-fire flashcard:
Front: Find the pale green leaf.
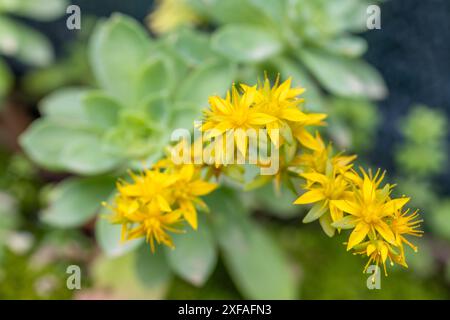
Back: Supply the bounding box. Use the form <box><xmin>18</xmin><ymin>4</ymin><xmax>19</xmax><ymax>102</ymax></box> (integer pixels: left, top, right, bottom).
<box><xmin>41</xmin><ymin>176</ymin><xmax>115</xmax><ymax>228</ymax></box>
<box><xmin>206</xmin><ymin>189</ymin><xmax>298</xmax><ymax>299</ymax></box>
<box><xmin>212</xmin><ymin>24</ymin><xmax>282</xmax><ymax>63</ymax></box>
<box><xmin>83</xmin><ymin>91</ymin><xmax>122</xmax><ymax>129</ymax></box>
<box><xmin>39</xmin><ymin>87</ymin><xmax>91</xmax><ymax>126</ymax></box>
<box><xmin>0</xmin><ymin>16</ymin><xmax>53</xmax><ymax>66</ymax></box>
<box><xmin>0</xmin><ymin>0</ymin><xmax>67</xmax><ymax>21</ymax></box>
<box><xmin>175</xmin><ymin>60</ymin><xmax>235</xmax><ymax>108</ymax></box>
<box><xmin>89</xmin><ymin>14</ymin><xmax>151</xmax><ymax>105</ymax></box>
<box><xmin>164</xmin><ymin>218</ymin><xmax>217</xmax><ymax>286</ymax></box>
<box><xmin>299</xmin><ymin>48</ymin><xmax>387</xmax><ymax>100</ymax></box>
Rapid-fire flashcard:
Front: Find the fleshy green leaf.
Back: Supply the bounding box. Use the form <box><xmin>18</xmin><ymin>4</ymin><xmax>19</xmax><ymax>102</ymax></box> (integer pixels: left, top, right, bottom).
<box><xmin>0</xmin><ymin>0</ymin><xmax>67</xmax><ymax>21</ymax></box>
<box><xmin>169</xmin><ymin>102</ymin><xmax>201</xmax><ymax>130</ymax></box>
<box><xmin>20</xmin><ymin>117</ymin><xmax>121</xmax><ymax>174</ymax></box>
<box><xmin>135</xmin><ymin>57</ymin><xmax>172</xmax><ymax>104</ymax></box>
<box><xmin>41</xmin><ymin>176</ymin><xmax>115</xmax><ymax>228</ymax></box>
<box><xmin>139</xmin><ymin>92</ymin><xmax>170</xmax><ymax>125</ymax></box>
<box><xmin>59</xmin><ymin>133</ymin><xmax>123</xmax><ymax>175</ymax></box>
<box><xmin>323</xmin><ymin>36</ymin><xmax>368</xmax><ymax>58</ymax></box>
<box><xmin>212</xmin><ymin>24</ymin><xmax>283</xmax><ymax>63</ymax></box>
<box><xmin>299</xmin><ymin>48</ymin><xmax>387</xmax><ymax>100</ymax></box>
<box><xmin>164</xmin><ymin>218</ymin><xmax>217</xmax><ymax>286</ymax></box>
<box><xmin>175</xmin><ymin>60</ymin><xmax>235</xmax><ymax>109</ymax></box>
<box><xmin>83</xmin><ymin>91</ymin><xmax>122</xmax><ymax>129</ymax></box>
<box><xmin>89</xmin><ymin>14</ymin><xmax>151</xmax><ymax>105</ymax></box>
<box><xmin>0</xmin><ymin>16</ymin><xmax>53</xmax><ymax>66</ymax></box>
<box><xmin>206</xmin><ymin>189</ymin><xmax>298</xmax><ymax>299</ymax></box>
<box><xmin>20</xmin><ymin>119</ymin><xmax>89</xmax><ymax>170</ymax></box>
<box><xmin>39</xmin><ymin>87</ymin><xmax>91</xmax><ymax>126</ymax></box>
<box><xmin>136</xmin><ymin>244</ymin><xmax>172</xmax><ymax>288</ymax></box>
<box><xmin>169</xmin><ymin>28</ymin><xmax>215</xmax><ymax>66</ymax></box>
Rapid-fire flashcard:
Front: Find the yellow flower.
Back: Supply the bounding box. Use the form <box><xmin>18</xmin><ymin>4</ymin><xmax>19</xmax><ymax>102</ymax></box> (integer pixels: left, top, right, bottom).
<box><xmin>201</xmin><ymin>86</ymin><xmax>276</xmax><ymax>156</ymax></box>
<box><xmin>147</xmin><ymin>0</ymin><xmax>200</xmax><ymax>34</ymax></box>
<box><xmin>117</xmin><ymin>169</ymin><xmax>177</xmax><ymax>212</ymax></box>
<box><xmin>390</xmin><ymin>208</ymin><xmax>423</xmax><ymax>252</ymax></box>
<box><xmin>331</xmin><ymin>170</ymin><xmax>410</xmax><ymax>250</ymax></box>
<box><xmin>171</xmin><ymin>164</ymin><xmax>217</xmax><ymax>229</ymax></box>
<box><xmin>125</xmin><ymin>201</ymin><xmax>184</xmax><ymax>252</ymax></box>
<box><xmin>242</xmin><ymin>77</ymin><xmax>327</xmax><ymax>149</ymax></box>
<box><xmin>290</xmin><ymin>119</ymin><xmax>327</xmax><ymax>151</ymax></box>
<box><xmin>103</xmin><ymin>197</ymin><xmax>139</xmax><ymax>241</ymax></box>
<box><xmin>106</xmin><ymin>157</ymin><xmax>217</xmax><ymax>251</ymax></box>
<box><xmin>352</xmin><ymin>239</ymin><xmax>400</xmax><ymax>276</ymax></box>
<box><xmin>293</xmin><ymin>164</ymin><xmax>354</xmax><ymax>236</ymax></box>
<box><xmin>104</xmin><ymin>195</ymin><xmax>183</xmax><ymax>252</ymax></box>
<box><xmin>292</xmin><ymin>132</ymin><xmax>356</xmax><ymax>174</ymax></box>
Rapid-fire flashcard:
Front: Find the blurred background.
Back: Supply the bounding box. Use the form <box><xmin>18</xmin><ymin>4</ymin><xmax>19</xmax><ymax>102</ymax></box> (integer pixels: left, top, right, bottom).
<box><xmin>0</xmin><ymin>0</ymin><xmax>449</xmax><ymax>299</ymax></box>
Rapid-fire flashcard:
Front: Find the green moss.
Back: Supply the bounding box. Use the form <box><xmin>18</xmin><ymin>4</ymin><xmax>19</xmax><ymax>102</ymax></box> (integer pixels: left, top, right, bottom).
<box><xmin>0</xmin><ymin>249</ymin><xmax>74</xmax><ymax>300</ymax></box>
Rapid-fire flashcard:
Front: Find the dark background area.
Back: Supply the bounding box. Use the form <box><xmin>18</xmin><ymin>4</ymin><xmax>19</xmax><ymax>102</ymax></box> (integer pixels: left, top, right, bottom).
<box><xmin>9</xmin><ymin>0</ymin><xmax>450</xmax><ymax>193</ymax></box>
<box><xmin>364</xmin><ymin>0</ymin><xmax>450</xmax><ymax>194</ymax></box>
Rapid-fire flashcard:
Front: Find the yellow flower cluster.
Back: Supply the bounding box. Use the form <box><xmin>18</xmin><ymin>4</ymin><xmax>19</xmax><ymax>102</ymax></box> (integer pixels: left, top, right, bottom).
<box><xmin>105</xmin><ymin>163</ymin><xmax>217</xmax><ymax>252</ymax></box>
<box><xmin>294</xmin><ymin>147</ymin><xmax>423</xmax><ymax>274</ymax></box>
<box><xmin>201</xmin><ymin>77</ymin><xmax>327</xmax><ymax>154</ymax></box>
<box><xmin>106</xmin><ymin>75</ymin><xmax>422</xmax><ymax>275</ymax></box>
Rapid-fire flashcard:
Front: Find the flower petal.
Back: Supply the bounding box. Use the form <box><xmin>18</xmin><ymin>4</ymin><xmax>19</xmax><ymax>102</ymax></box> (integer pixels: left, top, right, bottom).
<box><xmin>382</xmin><ymin>197</ymin><xmax>410</xmax><ymax>215</ymax></box>
<box><xmin>190</xmin><ymin>180</ymin><xmax>218</xmax><ymax>196</ymax></box>
<box><xmin>374</xmin><ymin>221</ymin><xmax>396</xmax><ymax>245</ymax></box>
<box><xmin>294</xmin><ymin>189</ymin><xmax>325</xmax><ymax>205</ymax></box>
<box><xmin>280</xmin><ymin>108</ymin><xmax>307</xmax><ymax>122</ymax></box>
<box><xmin>347</xmin><ymin>223</ymin><xmax>370</xmax><ymax>250</ymax></box>
<box><xmin>331</xmin><ymin>200</ymin><xmax>360</xmax><ymax>216</ymax></box>
<box><xmin>301</xmin><ymin>172</ymin><xmax>328</xmax><ymax>185</ymax></box>
<box><xmin>295</xmin><ymin>128</ymin><xmax>322</xmax><ymax>151</ymax></box>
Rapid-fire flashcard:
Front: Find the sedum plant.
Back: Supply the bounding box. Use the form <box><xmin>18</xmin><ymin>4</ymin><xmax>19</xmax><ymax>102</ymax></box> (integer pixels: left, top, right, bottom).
<box><xmin>150</xmin><ymin>0</ymin><xmax>387</xmax><ymax>110</ymax></box>
<box><xmin>148</xmin><ymin>0</ymin><xmax>387</xmax><ymax>217</ymax></box>
<box><xmin>20</xmin><ymin>6</ymin><xmax>411</xmax><ymax>298</ymax></box>
<box><xmin>106</xmin><ymin>76</ymin><xmax>422</xmax><ymax>283</ymax></box>
<box><xmin>0</xmin><ymin>0</ymin><xmax>68</xmax><ymax>102</ymax></box>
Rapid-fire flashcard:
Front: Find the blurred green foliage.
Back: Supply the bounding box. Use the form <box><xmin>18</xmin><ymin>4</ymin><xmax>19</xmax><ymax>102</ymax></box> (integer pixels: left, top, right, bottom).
<box><xmin>328</xmin><ymin>97</ymin><xmax>379</xmax><ymax>152</ymax></box>
<box><xmin>393</xmin><ymin>105</ymin><xmax>450</xmax><ymax>291</ymax></box>
<box><xmin>168</xmin><ymin>225</ymin><xmax>449</xmax><ymax>299</ymax></box>
<box><xmin>0</xmin><ymin>0</ymin><xmax>68</xmax><ymax>103</ymax></box>
<box><xmin>5</xmin><ymin>0</ymin><xmax>449</xmax><ymax>299</ymax></box>
<box><xmin>0</xmin><ymin>249</ymin><xmax>74</xmax><ymax>299</ymax></box>
<box><xmin>396</xmin><ymin>105</ymin><xmax>447</xmax><ymax>176</ymax></box>
<box><xmin>21</xmin><ymin>17</ymin><xmax>97</xmax><ymax>100</ymax></box>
